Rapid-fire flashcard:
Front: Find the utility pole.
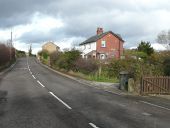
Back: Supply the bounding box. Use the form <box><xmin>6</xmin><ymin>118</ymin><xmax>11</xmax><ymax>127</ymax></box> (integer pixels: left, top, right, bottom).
<box><xmin>28</xmin><ymin>43</ymin><xmax>32</xmax><ymax>56</ymax></box>
<box><xmin>9</xmin><ymin>30</ymin><xmax>13</xmax><ymax>61</ymax></box>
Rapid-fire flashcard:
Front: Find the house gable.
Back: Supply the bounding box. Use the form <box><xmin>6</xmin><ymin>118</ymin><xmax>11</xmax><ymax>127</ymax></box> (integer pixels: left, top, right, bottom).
<box><xmin>96</xmin><ymin>32</ymin><xmax>124</xmax><ymax>59</ymax></box>
<box><xmin>42</xmin><ymin>42</ymin><xmax>60</xmax><ymax>54</ymax></box>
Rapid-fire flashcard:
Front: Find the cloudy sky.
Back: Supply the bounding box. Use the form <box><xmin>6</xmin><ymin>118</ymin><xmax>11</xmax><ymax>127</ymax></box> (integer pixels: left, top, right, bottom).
<box><xmin>0</xmin><ymin>0</ymin><xmax>169</xmax><ymax>53</ymax></box>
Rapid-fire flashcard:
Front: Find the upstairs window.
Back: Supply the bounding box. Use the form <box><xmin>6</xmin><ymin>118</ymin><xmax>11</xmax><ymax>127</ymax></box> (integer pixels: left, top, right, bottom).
<box><xmin>101</xmin><ymin>41</ymin><xmax>106</xmax><ymax>47</ymax></box>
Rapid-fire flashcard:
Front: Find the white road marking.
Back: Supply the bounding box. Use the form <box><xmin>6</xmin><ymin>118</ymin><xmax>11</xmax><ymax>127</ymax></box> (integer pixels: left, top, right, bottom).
<box><xmin>106</xmin><ymin>90</ymin><xmax>124</xmax><ymax>96</ymax></box>
<box><xmin>142</xmin><ymin>112</ymin><xmax>152</xmax><ymax>116</ymax></box>
<box><xmin>140</xmin><ymin>101</ymin><xmax>170</xmax><ymax>111</ymax></box>
<box><xmin>30</xmin><ymin>71</ymin><xmax>32</xmax><ymax>74</ymax></box>
<box><xmin>49</xmin><ymin>92</ymin><xmax>72</xmax><ymax>110</ymax></box>
<box><xmin>37</xmin><ymin>80</ymin><xmax>45</xmax><ymax>88</ymax></box>
<box><xmin>89</xmin><ymin>123</ymin><xmax>99</xmax><ymax>128</ymax></box>
<box><xmin>32</xmin><ymin>75</ymin><xmax>36</xmax><ymax>79</ymax></box>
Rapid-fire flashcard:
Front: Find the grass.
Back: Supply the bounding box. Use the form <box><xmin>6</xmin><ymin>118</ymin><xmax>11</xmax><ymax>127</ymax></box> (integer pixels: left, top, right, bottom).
<box><xmin>53</xmin><ymin>68</ymin><xmax>119</xmax><ymax>83</ymax></box>
<box><xmin>41</xmin><ymin>58</ymin><xmax>119</xmax><ymax>83</ymax></box>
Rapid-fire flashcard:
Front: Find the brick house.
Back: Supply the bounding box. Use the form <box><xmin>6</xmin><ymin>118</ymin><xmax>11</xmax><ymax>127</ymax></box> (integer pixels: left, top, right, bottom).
<box><xmin>79</xmin><ymin>28</ymin><xmax>124</xmax><ymax>59</ymax></box>
<box><xmin>42</xmin><ymin>41</ymin><xmax>60</xmax><ymax>54</ymax></box>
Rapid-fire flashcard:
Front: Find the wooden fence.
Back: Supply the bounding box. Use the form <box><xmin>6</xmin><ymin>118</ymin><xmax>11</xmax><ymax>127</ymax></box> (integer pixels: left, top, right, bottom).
<box><xmin>141</xmin><ymin>76</ymin><xmax>170</xmax><ymax>95</ymax></box>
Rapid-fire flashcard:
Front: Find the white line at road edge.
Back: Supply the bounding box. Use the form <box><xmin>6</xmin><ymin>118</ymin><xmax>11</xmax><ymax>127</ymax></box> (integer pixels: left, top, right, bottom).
<box><xmin>49</xmin><ymin>92</ymin><xmax>72</xmax><ymax>110</ymax></box>
<box><xmin>89</xmin><ymin>123</ymin><xmax>99</xmax><ymax>128</ymax></box>
<box><xmin>140</xmin><ymin>101</ymin><xmax>170</xmax><ymax>111</ymax></box>
<box><xmin>32</xmin><ymin>75</ymin><xmax>36</xmax><ymax>79</ymax></box>
<box><xmin>37</xmin><ymin>80</ymin><xmax>45</xmax><ymax>88</ymax></box>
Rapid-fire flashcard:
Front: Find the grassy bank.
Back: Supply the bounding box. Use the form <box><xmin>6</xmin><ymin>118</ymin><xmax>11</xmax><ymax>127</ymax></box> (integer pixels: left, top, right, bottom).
<box><xmin>48</xmin><ymin>64</ymin><xmax>119</xmax><ymax>83</ymax></box>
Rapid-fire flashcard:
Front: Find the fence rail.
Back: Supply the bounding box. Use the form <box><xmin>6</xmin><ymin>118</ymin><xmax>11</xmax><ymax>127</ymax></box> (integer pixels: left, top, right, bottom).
<box><xmin>141</xmin><ymin>76</ymin><xmax>170</xmax><ymax>95</ymax></box>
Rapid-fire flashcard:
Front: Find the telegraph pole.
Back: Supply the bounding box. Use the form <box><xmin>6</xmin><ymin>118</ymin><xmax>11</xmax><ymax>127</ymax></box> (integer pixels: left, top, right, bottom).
<box><xmin>10</xmin><ymin>29</ymin><xmax>13</xmax><ymax>61</ymax></box>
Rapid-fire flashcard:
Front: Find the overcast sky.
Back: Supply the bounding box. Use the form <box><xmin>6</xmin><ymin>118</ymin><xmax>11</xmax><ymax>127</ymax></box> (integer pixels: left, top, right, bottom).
<box><xmin>0</xmin><ymin>0</ymin><xmax>169</xmax><ymax>53</ymax></box>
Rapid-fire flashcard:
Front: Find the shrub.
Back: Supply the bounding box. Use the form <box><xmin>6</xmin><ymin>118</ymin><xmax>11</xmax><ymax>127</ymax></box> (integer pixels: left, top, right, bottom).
<box><xmin>105</xmin><ymin>57</ymin><xmax>164</xmax><ymax>82</ymax></box>
<box><xmin>16</xmin><ymin>50</ymin><xmax>26</xmax><ymax>57</ymax></box>
<box><xmin>0</xmin><ymin>44</ymin><xmax>10</xmax><ymax>65</ymax></box>
<box><xmin>0</xmin><ymin>43</ymin><xmax>16</xmax><ymax>69</ymax></box>
<box><xmin>55</xmin><ymin>49</ymin><xmax>81</xmax><ymax>71</ymax></box>
<box><xmin>75</xmin><ymin>58</ymin><xmax>98</xmax><ymax>74</ymax></box>
<box><xmin>163</xmin><ymin>57</ymin><xmax>170</xmax><ymax>76</ymax></box>
<box><xmin>49</xmin><ymin>51</ymin><xmax>61</xmax><ymax>66</ymax></box>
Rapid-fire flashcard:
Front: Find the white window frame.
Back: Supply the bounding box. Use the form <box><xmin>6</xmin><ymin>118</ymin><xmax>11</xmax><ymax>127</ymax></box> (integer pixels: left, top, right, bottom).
<box><xmin>101</xmin><ymin>41</ymin><xmax>106</xmax><ymax>47</ymax></box>
<box><xmin>100</xmin><ymin>54</ymin><xmax>105</xmax><ymax>60</ymax></box>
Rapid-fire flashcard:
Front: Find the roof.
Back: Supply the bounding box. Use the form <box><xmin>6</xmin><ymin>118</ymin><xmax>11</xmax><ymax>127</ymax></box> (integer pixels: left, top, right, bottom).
<box><xmin>80</xmin><ymin>31</ymin><xmax>124</xmax><ymax>45</ymax></box>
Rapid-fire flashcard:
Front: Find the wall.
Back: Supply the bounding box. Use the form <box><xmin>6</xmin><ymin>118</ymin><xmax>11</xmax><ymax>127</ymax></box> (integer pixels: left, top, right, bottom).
<box><xmin>96</xmin><ymin>33</ymin><xmax>123</xmax><ymax>59</ymax></box>
<box><xmin>80</xmin><ymin>42</ymin><xmax>96</xmax><ymax>58</ymax></box>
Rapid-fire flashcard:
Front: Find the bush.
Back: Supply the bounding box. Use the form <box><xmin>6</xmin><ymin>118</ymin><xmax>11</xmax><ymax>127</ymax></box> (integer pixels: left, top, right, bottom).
<box><xmin>49</xmin><ymin>51</ymin><xmax>61</xmax><ymax>66</ymax></box>
<box><xmin>105</xmin><ymin>57</ymin><xmax>164</xmax><ymax>82</ymax></box>
<box><xmin>0</xmin><ymin>43</ymin><xmax>15</xmax><ymax>66</ymax></box>
<box><xmin>75</xmin><ymin>58</ymin><xmax>98</xmax><ymax>74</ymax></box>
<box><xmin>16</xmin><ymin>50</ymin><xmax>26</xmax><ymax>57</ymax></box>
<box><xmin>163</xmin><ymin>58</ymin><xmax>170</xmax><ymax>76</ymax></box>
<box><xmin>55</xmin><ymin>49</ymin><xmax>81</xmax><ymax>71</ymax></box>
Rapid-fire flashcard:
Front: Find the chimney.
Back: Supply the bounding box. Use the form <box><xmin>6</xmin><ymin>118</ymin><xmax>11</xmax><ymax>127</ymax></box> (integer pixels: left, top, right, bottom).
<box><xmin>96</xmin><ymin>27</ymin><xmax>103</xmax><ymax>35</ymax></box>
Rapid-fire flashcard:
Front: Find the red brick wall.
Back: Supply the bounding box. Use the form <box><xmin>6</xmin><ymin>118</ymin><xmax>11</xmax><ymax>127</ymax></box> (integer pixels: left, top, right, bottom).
<box><xmin>96</xmin><ymin>33</ymin><xmax>124</xmax><ymax>59</ymax></box>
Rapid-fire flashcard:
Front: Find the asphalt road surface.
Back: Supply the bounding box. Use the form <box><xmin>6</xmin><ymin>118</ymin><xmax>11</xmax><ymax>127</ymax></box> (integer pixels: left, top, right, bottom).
<box><xmin>0</xmin><ymin>57</ymin><xmax>170</xmax><ymax>128</ymax></box>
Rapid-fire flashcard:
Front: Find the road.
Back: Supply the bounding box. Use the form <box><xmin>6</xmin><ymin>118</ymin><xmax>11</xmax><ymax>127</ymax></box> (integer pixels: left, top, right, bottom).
<box><xmin>0</xmin><ymin>57</ymin><xmax>170</xmax><ymax>128</ymax></box>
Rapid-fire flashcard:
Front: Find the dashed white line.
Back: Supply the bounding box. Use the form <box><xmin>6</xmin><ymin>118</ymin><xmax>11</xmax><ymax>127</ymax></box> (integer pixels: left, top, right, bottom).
<box><xmin>49</xmin><ymin>92</ymin><xmax>72</xmax><ymax>110</ymax></box>
<box><xmin>30</xmin><ymin>71</ymin><xmax>32</xmax><ymax>74</ymax></box>
<box><xmin>140</xmin><ymin>101</ymin><xmax>170</xmax><ymax>111</ymax></box>
<box><xmin>37</xmin><ymin>80</ymin><xmax>45</xmax><ymax>88</ymax></box>
<box><xmin>89</xmin><ymin>123</ymin><xmax>99</xmax><ymax>128</ymax></box>
<box><xmin>32</xmin><ymin>75</ymin><xmax>36</xmax><ymax>79</ymax></box>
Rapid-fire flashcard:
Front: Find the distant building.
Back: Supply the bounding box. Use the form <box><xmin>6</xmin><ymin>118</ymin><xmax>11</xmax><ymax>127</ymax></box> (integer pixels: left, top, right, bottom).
<box><xmin>42</xmin><ymin>42</ymin><xmax>60</xmax><ymax>54</ymax></box>
<box><xmin>79</xmin><ymin>27</ymin><xmax>124</xmax><ymax>59</ymax></box>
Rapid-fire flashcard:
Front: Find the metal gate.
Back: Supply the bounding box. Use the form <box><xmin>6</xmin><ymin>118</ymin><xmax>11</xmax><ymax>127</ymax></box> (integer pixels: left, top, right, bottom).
<box><xmin>141</xmin><ymin>76</ymin><xmax>170</xmax><ymax>95</ymax></box>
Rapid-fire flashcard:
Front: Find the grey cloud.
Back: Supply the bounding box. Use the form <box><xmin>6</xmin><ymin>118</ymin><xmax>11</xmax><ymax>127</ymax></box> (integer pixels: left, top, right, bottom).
<box><xmin>0</xmin><ymin>0</ymin><xmax>170</xmax><ymax>49</ymax></box>
<box><xmin>17</xmin><ymin>27</ymin><xmax>66</xmax><ymax>43</ymax></box>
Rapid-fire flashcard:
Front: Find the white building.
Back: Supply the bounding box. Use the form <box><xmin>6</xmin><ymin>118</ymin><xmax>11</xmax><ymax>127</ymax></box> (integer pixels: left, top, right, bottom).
<box><xmin>79</xmin><ymin>42</ymin><xmax>96</xmax><ymax>59</ymax></box>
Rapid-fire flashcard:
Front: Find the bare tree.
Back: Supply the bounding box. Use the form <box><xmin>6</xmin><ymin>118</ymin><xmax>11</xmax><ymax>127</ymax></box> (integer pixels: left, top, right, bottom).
<box><xmin>156</xmin><ymin>30</ymin><xmax>170</xmax><ymax>50</ymax></box>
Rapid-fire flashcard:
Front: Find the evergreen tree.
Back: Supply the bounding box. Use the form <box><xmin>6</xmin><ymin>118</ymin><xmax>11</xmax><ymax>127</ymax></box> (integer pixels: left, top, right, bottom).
<box><xmin>137</xmin><ymin>41</ymin><xmax>154</xmax><ymax>56</ymax></box>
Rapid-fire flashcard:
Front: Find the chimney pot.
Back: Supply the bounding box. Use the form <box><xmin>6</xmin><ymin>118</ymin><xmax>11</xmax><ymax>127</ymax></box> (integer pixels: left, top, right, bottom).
<box><xmin>97</xmin><ymin>27</ymin><xmax>103</xmax><ymax>35</ymax></box>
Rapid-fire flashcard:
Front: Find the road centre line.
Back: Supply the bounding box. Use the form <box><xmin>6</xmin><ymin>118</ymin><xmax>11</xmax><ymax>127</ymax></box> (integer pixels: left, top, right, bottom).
<box><xmin>49</xmin><ymin>92</ymin><xmax>72</xmax><ymax>110</ymax></box>
<box><xmin>32</xmin><ymin>75</ymin><xmax>36</xmax><ymax>79</ymax></box>
<box><xmin>37</xmin><ymin>80</ymin><xmax>45</xmax><ymax>88</ymax></box>
<box><xmin>140</xmin><ymin>101</ymin><xmax>170</xmax><ymax>111</ymax></box>
<box><xmin>89</xmin><ymin>123</ymin><xmax>99</xmax><ymax>128</ymax></box>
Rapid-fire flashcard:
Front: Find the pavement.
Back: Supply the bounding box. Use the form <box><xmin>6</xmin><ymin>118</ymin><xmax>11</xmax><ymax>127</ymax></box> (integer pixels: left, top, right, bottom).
<box><xmin>0</xmin><ymin>57</ymin><xmax>170</xmax><ymax>128</ymax></box>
